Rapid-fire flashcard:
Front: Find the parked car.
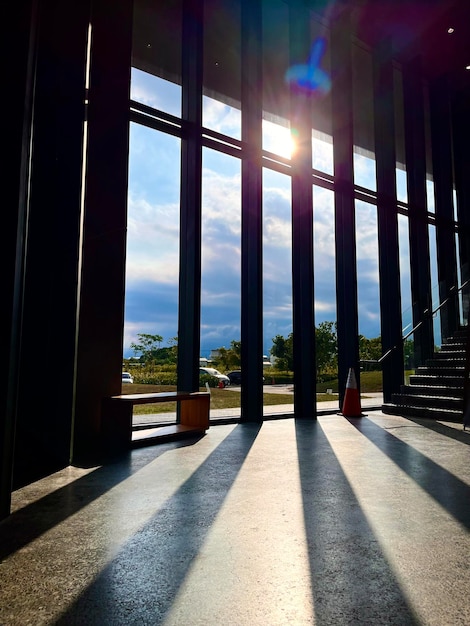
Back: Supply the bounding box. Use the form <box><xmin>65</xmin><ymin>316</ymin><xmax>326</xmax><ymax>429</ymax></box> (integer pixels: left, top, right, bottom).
<box><xmin>122</xmin><ymin>371</ymin><xmax>134</xmax><ymax>384</ymax></box>
<box><xmin>227</xmin><ymin>370</ymin><xmax>265</xmax><ymax>385</ymax></box>
<box><xmin>227</xmin><ymin>370</ymin><xmax>242</xmax><ymax>385</ymax></box>
<box><xmin>199</xmin><ymin>367</ymin><xmax>230</xmax><ymax>387</ymax></box>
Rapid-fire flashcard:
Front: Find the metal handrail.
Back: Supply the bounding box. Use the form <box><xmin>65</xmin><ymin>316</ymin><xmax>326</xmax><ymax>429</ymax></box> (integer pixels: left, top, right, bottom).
<box><xmin>360</xmin><ymin>278</ymin><xmax>470</xmax><ymax>366</ymax></box>
<box><xmin>462</xmin><ymin>294</ymin><xmax>470</xmax><ymax>430</ymax></box>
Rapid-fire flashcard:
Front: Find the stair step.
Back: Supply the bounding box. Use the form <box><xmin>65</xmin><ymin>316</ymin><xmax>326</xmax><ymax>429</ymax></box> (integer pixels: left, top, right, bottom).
<box><xmin>384</xmin><ymin>327</ymin><xmax>469</xmax><ymax>421</ymax></box>
<box><xmin>409</xmin><ymin>375</ymin><xmax>464</xmax><ymax>387</ymax></box>
<box><xmin>432</xmin><ymin>351</ymin><xmax>466</xmax><ymax>358</ymax></box>
<box><xmin>400</xmin><ymin>385</ymin><xmax>463</xmax><ymax>398</ymax></box>
<box><xmin>382</xmin><ymin>403</ymin><xmax>463</xmax><ymax>422</ymax></box>
<box><xmin>441</xmin><ymin>339</ymin><xmax>467</xmax><ymax>347</ymax></box>
<box><xmin>440</xmin><ymin>336</ymin><xmax>466</xmax><ymax>343</ymax></box>
<box><xmin>424</xmin><ymin>359</ymin><xmax>465</xmax><ymax>368</ymax></box>
<box><xmin>415</xmin><ymin>367</ymin><xmax>465</xmax><ymax>377</ymax></box>
<box><xmin>391</xmin><ymin>394</ymin><xmax>463</xmax><ymax>410</ymax></box>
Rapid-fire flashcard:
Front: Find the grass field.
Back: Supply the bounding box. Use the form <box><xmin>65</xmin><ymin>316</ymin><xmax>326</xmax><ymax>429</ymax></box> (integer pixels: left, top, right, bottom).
<box><xmin>122</xmin><ymin>369</ymin><xmax>387</xmax><ymax>414</ymax></box>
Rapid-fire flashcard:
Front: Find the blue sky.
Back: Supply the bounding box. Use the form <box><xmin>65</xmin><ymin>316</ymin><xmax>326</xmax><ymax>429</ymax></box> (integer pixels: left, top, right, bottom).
<box><xmin>123</xmin><ymin>68</ymin><xmax>431</xmax><ymax>359</ymax></box>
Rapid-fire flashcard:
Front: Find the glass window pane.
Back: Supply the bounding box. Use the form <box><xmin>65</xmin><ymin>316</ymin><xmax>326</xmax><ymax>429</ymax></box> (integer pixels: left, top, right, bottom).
<box><xmin>352</xmin><ymin>42</ymin><xmax>376</xmax><ymax>190</ymax></box>
<box><xmin>428</xmin><ymin>224</ymin><xmax>440</xmax><ymax>346</ymax></box>
<box><xmin>396</xmin><ymin>167</ymin><xmax>408</xmax><ymax>203</ymax></box>
<box><xmin>201</xmin><ymin>147</ymin><xmax>241</xmax><ymax>404</ymax></box>
<box><xmin>125</xmin><ymin>124</ymin><xmax>181</xmax><ymax>422</ymax></box>
<box><xmin>132</xmin><ymin>0</ymin><xmax>182</xmax><ymax>117</ymax></box>
<box><xmin>354</xmin><ymin>151</ymin><xmax>376</xmax><ymax>191</ymax></box>
<box><xmin>314</xmin><ymin>185</ymin><xmax>337</xmax><ymax>381</ymax></box>
<box><xmin>130</xmin><ymin>69</ymin><xmax>181</xmax><ymax>117</ymax></box>
<box><xmin>313</xmin><ymin>185</ymin><xmax>336</xmax><ymax>320</ymax></box>
<box><xmin>203</xmin><ymin>0</ymin><xmax>241</xmax><ymax>140</ymax></box>
<box><xmin>263</xmin><ymin>167</ymin><xmax>293</xmax><ymax>415</ymax></box>
<box><xmin>398</xmin><ymin>214</ymin><xmax>412</xmax><ymax>336</ymax></box>
<box><xmin>453</xmin><ymin>187</ymin><xmax>458</xmax><ymax>222</ymax></box>
<box><xmin>455</xmin><ymin>232</ymin><xmax>465</xmax><ymax>325</ymax></box>
<box><xmin>263</xmin><ymin>118</ymin><xmax>292</xmax><ymax>159</ymax></box>
<box><xmin>312</xmin><ymin>132</ymin><xmax>333</xmax><ymax>174</ymax></box>
<box><xmin>262</xmin><ymin>0</ymin><xmax>290</xmax><ymax>156</ymax></box>
<box><xmin>203</xmin><ymin>95</ymin><xmax>241</xmax><ymax>139</ymax></box>
<box><xmin>356</xmin><ymin>200</ymin><xmax>380</xmax><ymax>339</ymax></box>
<box><xmin>426</xmin><ymin>178</ymin><xmax>435</xmax><ymax>213</ymax></box>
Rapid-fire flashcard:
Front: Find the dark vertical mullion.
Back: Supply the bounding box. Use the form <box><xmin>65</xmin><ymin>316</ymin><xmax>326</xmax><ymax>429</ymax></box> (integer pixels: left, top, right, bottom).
<box><xmin>331</xmin><ymin>8</ymin><xmax>359</xmax><ymax>408</ymax></box>
<box><xmin>20</xmin><ymin>0</ymin><xmax>89</xmax><ymax>469</ymax></box>
<box><xmin>373</xmin><ymin>40</ymin><xmax>404</xmax><ymax>403</ymax></box>
<box><xmin>240</xmin><ymin>0</ymin><xmax>263</xmax><ymax>422</ymax></box>
<box><xmin>1</xmin><ymin>0</ymin><xmax>36</xmax><ymax>520</ymax></box>
<box><xmin>403</xmin><ymin>57</ymin><xmax>433</xmax><ymax>366</ymax></box>
<box><xmin>288</xmin><ymin>1</ymin><xmax>316</xmax><ymax>419</ymax></box>
<box><xmin>452</xmin><ymin>88</ymin><xmax>470</xmax><ymax>312</ymax></box>
<box><xmin>177</xmin><ymin>0</ymin><xmax>203</xmax><ymax>394</ymax></box>
<box><xmin>429</xmin><ymin>76</ymin><xmax>459</xmax><ymax>341</ymax></box>
<box><xmin>74</xmin><ymin>0</ymin><xmax>133</xmax><ymax>461</ymax></box>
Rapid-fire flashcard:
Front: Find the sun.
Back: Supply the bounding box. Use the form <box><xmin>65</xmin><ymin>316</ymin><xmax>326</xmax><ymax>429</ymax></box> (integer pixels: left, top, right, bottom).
<box><xmin>263</xmin><ymin>119</ymin><xmax>297</xmax><ymax>159</ymax></box>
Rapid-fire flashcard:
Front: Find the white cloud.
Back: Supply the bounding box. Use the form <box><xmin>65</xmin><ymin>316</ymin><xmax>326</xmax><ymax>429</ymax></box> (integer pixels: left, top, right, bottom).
<box><xmin>202</xmin><ymin>169</ymin><xmax>241</xmax><ymax>235</ymax></box>
<box><xmin>126</xmin><ymin>195</ymin><xmax>180</xmax><ymax>284</ymax></box>
<box><xmin>354</xmin><ymin>152</ymin><xmax>376</xmax><ymax>189</ymax></box>
<box><xmin>312</xmin><ymin>135</ymin><xmax>333</xmax><ymax>174</ymax></box>
<box><xmin>315</xmin><ymin>299</ymin><xmax>336</xmax><ymax>313</ymax></box>
<box><xmin>130</xmin><ymin>69</ymin><xmax>181</xmax><ymax>117</ymax></box>
<box><xmin>203</xmin><ymin>97</ymin><xmax>241</xmax><ymax>138</ymax></box>
<box><xmin>263</xmin><ymin>216</ymin><xmax>291</xmax><ymax>248</ymax></box>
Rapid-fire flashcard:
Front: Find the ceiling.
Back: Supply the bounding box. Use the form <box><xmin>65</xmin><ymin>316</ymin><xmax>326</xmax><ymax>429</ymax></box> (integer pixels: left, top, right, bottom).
<box><xmin>350</xmin><ymin>0</ymin><xmax>470</xmax><ymax>91</ymax></box>
<box><xmin>133</xmin><ymin>0</ymin><xmax>470</xmax><ymax>98</ymax></box>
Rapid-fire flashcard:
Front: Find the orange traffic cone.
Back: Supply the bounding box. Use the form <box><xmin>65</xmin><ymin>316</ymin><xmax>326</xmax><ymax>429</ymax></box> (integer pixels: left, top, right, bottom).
<box><xmin>218</xmin><ymin>380</ymin><xmax>224</xmax><ymax>389</ymax></box>
<box><xmin>339</xmin><ymin>367</ymin><xmax>364</xmax><ymax>418</ymax></box>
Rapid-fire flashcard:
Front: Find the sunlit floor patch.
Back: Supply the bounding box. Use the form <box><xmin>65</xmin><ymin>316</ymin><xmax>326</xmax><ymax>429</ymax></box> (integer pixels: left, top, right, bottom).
<box><xmin>321</xmin><ymin>413</ymin><xmax>470</xmax><ymax>626</ymax></box>
<box><xmin>1</xmin><ymin>415</ymin><xmax>469</xmax><ymax>626</ymax></box>
<box><xmin>162</xmin><ymin>420</ymin><xmax>314</xmax><ymax>626</ymax></box>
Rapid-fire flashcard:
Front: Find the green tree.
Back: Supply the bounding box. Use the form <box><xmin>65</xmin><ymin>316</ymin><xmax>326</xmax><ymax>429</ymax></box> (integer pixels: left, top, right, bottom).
<box><xmin>358</xmin><ymin>335</ymin><xmax>383</xmax><ymax>371</ymax></box>
<box><xmin>167</xmin><ymin>335</ymin><xmax>178</xmax><ymax>363</ymax></box>
<box><xmin>315</xmin><ymin>321</ymin><xmax>337</xmax><ymax>376</ymax></box>
<box><xmin>212</xmin><ymin>340</ymin><xmax>241</xmax><ymax>371</ymax></box>
<box><xmin>271</xmin><ymin>324</ymin><xmax>338</xmax><ymax>375</ymax></box>
<box><xmin>403</xmin><ymin>338</ymin><xmax>414</xmax><ymax>369</ymax></box>
<box><xmin>271</xmin><ymin>333</ymin><xmax>293</xmax><ymax>371</ymax></box>
<box><xmin>359</xmin><ymin>335</ymin><xmax>382</xmax><ymax>362</ymax></box>
<box><xmin>130</xmin><ymin>333</ymin><xmax>164</xmax><ymax>363</ymax></box>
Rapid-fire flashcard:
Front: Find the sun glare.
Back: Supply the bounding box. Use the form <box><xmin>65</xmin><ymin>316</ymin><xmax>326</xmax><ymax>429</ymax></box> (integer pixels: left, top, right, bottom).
<box><xmin>263</xmin><ymin>119</ymin><xmax>296</xmax><ymax>159</ymax></box>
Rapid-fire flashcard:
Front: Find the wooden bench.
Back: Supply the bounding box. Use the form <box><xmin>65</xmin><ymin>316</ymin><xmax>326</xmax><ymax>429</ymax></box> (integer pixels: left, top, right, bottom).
<box><xmin>101</xmin><ymin>391</ymin><xmax>210</xmax><ymax>454</ymax></box>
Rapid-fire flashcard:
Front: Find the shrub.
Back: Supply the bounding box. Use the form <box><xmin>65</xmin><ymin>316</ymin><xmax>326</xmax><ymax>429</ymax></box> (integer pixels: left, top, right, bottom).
<box><xmin>199</xmin><ymin>374</ymin><xmax>219</xmax><ymax>388</ymax></box>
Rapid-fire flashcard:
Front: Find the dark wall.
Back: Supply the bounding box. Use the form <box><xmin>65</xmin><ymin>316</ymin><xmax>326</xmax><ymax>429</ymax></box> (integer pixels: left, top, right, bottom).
<box><xmin>12</xmin><ymin>0</ymin><xmax>90</xmax><ymax>488</ymax></box>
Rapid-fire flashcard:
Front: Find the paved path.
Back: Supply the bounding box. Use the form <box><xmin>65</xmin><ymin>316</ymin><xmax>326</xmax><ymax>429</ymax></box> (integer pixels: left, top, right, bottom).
<box><xmin>133</xmin><ymin>391</ymin><xmax>384</xmax><ymax>428</ymax></box>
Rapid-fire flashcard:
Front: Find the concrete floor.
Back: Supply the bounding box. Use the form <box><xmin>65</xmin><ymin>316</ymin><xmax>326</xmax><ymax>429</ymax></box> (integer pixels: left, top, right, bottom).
<box><xmin>0</xmin><ymin>411</ymin><xmax>469</xmax><ymax>625</ymax></box>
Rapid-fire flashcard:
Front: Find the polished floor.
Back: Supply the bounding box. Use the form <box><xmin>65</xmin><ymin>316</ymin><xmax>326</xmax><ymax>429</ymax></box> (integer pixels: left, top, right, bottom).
<box><xmin>0</xmin><ymin>411</ymin><xmax>469</xmax><ymax>625</ymax></box>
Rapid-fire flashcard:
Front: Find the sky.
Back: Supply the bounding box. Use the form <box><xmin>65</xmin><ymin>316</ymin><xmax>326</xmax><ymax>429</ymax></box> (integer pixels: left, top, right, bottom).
<box><xmin>122</xmin><ymin>68</ymin><xmax>441</xmax><ymax>360</ymax></box>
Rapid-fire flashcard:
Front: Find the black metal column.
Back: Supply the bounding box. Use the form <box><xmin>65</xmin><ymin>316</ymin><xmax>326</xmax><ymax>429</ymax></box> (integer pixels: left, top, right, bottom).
<box><xmin>74</xmin><ymin>0</ymin><xmax>133</xmax><ymax>461</ymax></box>
<box><xmin>429</xmin><ymin>75</ymin><xmax>459</xmax><ymax>341</ymax></box>
<box><xmin>331</xmin><ymin>8</ymin><xmax>359</xmax><ymax>408</ymax></box>
<box><xmin>177</xmin><ymin>0</ymin><xmax>203</xmax><ymax>394</ymax></box>
<box><xmin>240</xmin><ymin>0</ymin><xmax>263</xmax><ymax>422</ymax></box>
<box><xmin>288</xmin><ymin>1</ymin><xmax>316</xmax><ymax>419</ymax></box>
<box><xmin>373</xmin><ymin>41</ymin><xmax>404</xmax><ymax>402</ymax></box>
<box><xmin>402</xmin><ymin>57</ymin><xmax>433</xmax><ymax>366</ymax></box>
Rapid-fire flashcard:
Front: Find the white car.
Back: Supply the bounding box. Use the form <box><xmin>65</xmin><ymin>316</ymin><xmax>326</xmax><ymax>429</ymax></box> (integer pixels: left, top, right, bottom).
<box><xmin>122</xmin><ymin>372</ymin><xmax>134</xmax><ymax>384</ymax></box>
<box><xmin>199</xmin><ymin>367</ymin><xmax>230</xmax><ymax>387</ymax></box>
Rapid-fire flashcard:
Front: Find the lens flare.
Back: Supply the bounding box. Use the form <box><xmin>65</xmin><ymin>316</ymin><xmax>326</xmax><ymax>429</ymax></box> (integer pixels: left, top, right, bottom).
<box><xmin>285</xmin><ymin>37</ymin><xmax>331</xmax><ymax>96</ymax></box>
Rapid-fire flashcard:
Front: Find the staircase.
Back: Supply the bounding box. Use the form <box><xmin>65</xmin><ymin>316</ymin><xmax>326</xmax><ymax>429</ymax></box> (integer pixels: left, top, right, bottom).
<box><xmin>382</xmin><ymin>326</ymin><xmax>468</xmax><ymax>422</ymax></box>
